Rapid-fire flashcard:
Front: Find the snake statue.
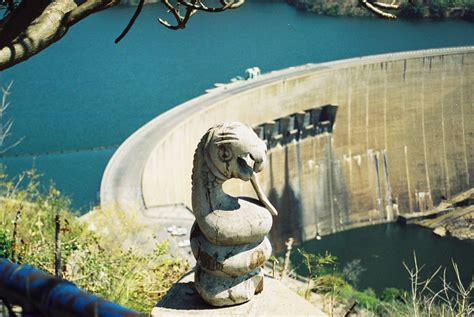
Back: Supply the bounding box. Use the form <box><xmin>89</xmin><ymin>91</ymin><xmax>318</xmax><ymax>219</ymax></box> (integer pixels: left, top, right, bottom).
<box><xmin>190</xmin><ymin>122</ymin><xmax>278</xmax><ymax>307</ymax></box>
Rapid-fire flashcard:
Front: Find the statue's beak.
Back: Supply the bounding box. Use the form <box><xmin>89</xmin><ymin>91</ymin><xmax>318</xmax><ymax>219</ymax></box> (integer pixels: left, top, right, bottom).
<box><xmin>250</xmin><ymin>173</ymin><xmax>278</xmax><ymax>216</ymax></box>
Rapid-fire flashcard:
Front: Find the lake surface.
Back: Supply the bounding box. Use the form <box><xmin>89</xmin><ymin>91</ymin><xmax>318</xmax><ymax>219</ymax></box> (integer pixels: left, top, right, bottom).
<box><xmin>0</xmin><ymin>1</ymin><xmax>472</xmax><ymax>292</ymax></box>
<box><xmin>1</xmin><ymin>2</ymin><xmax>473</xmax><ymax>210</ymax></box>
<box><xmin>291</xmin><ymin>223</ymin><xmax>473</xmax><ymax>294</ymax></box>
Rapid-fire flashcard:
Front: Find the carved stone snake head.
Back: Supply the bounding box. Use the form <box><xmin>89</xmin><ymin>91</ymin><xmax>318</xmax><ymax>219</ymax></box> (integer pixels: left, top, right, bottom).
<box><xmin>205</xmin><ymin>122</ymin><xmax>266</xmax><ymax>182</ymax></box>
<box><xmin>204</xmin><ymin>122</ymin><xmax>278</xmax><ymax>216</ymax></box>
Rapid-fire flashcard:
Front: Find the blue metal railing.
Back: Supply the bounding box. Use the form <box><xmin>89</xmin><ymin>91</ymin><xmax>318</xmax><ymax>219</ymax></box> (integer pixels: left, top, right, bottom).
<box><xmin>0</xmin><ymin>258</ymin><xmax>144</xmax><ymax>317</ymax></box>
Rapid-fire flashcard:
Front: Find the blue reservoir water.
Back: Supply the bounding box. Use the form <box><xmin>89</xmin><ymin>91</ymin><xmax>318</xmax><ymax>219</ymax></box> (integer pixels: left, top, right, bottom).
<box><xmin>292</xmin><ymin>223</ymin><xmax>473</xmax><ymax>294</ymax></box>
<box><xmin>1</xmin><ymin>2</ymin><xmax>473</xmax><ymax>210</ymax></box>
<box><xmin>0</xmin><ymin>1</ymin><xmax>473</xmax><ymax>293</ymax></box>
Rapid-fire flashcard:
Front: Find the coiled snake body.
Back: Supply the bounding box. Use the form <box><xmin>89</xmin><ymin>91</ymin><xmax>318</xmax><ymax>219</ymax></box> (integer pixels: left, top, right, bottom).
<box><xmin>190</xmin><ymin>122</ymin><xmax>278</xmax><ymax>307</ymax></box>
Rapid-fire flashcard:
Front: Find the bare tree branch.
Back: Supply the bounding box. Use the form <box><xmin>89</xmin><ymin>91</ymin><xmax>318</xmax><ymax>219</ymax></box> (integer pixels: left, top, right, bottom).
<box><xmin>66</xmin><ymin>0</ymin><xmax>120</xmax><ymax>26</ymax></box>
<box><xmin>373</xmin><ymin>1</ymin><xmax>400</xmax><ymax>9</ymax></box>
<box><xmin>360</xmin><ymin>0</ymin><xmax>399</xmax><ymax>19</ymax></box>
<box><xmin>158</xmin><ymin>0</ymin><xmax>196</xmax><ymax>30</ymax></box>
<box><xmin>178</xmin><ymin>0</ymin><xmax>244</xmax><ymax>13</ymax></box>
<box><xmin>0</xmin><ymin>0</ymin><xmax>415</xmax><ymax>71</ymax></box>
<box><xmin>0</xmin><ymin>0</ymin><xmax>119</xmax><ymax>71</ymax></box>
<box><xmin>0</xmin><ymin>0</ymin><xmax>75</xmax><ymax>70</ymax></box>
<box><xmin>0</xmin><ymin>81</ymin><xmax>24</xmax><ymax>154</ymax></box>
<box><xmin>115</xmin><ymin>0</ymin><xmax>145</xmax><ymax>43</ymax></box>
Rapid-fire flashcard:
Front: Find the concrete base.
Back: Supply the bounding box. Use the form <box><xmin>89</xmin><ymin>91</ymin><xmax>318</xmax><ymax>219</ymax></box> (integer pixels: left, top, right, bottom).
<box><xmin>151</xmin><ymin>271</ymin><xmax>327</xmax><ymax>316</ymax></box>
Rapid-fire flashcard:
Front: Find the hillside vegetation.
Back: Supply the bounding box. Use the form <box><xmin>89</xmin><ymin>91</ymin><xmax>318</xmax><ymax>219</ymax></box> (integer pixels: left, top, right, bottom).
<box><xmin>1</xmin><ymin>166</ymin><xmax>472</xmax><ymax>315</ymax></box>
<box><xmin>290</xmin><ymin>249</ymin><xmax>473</xmax><ymax>316</ymax></box>
<box><xmin>0</xmin><ymin>168</ymin><xmax>189</xmax><ymax>313</ymax></box>
<box><xmin>285</xmin><ymin>0</ymin><xmax>474</xmax><ymax>20</ymax></box>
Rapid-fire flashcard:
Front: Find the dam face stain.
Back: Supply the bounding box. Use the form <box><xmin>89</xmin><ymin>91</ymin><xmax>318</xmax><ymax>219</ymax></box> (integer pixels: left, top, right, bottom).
<box><xmin>268</xmin><ymin>147</ymin><xmax>303</xmax><ymax>252</ymax></box>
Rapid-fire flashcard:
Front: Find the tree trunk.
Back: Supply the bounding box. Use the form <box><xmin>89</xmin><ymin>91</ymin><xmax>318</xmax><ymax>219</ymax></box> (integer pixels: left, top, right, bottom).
<box><xmin>0</xmin><ymin>0</ymin><xmax>119</xmax><ymax>71</ymax></box>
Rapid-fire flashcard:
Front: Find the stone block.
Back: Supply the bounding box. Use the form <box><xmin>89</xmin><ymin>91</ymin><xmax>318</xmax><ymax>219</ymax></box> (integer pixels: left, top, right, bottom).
<box><xmin>152</xmin><ymin>271</ymin><xmax>327</xmax><ymax>317</ymax></box>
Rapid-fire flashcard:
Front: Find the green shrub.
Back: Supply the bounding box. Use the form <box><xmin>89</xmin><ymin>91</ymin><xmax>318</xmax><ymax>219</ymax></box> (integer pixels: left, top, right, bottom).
<box><xmin>381</xmin><ymin>287</ymin><xmax>407</xmax><ymax>303</ymax></box>
<box><xmin>314</xmin><ymin>273</ymin><xmax>347</xmax><ymax>293</ymax></box>
<box><xmin>429</xmin><ymin>0</ymin><xmax>449</xmax><ymax>18</ymax></box>
<box><xmin>398</xmin><ymin>3</ymin><xmax>426</xmax><ymax>18</ymax></box>
<box><xmin>339</xmin><ymin>284</ymin><xmax>384</xmax><ymax>312</ymax></box>
<box><xmin>0</xmin><ymin>169</ymin><xmax>189</xmax><ymax>313</ymax></box>
<box><xmin>0</xmin><ymin>228</ymin><xmax>12</xmax><ymax>259</ymax></box>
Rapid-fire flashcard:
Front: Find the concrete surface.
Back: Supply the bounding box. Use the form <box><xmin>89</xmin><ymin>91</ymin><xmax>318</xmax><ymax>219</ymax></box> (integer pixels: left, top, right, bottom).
<box><xmin>151</xmin><ymin>271</ymin><xmax>327</xmax><ymax>317</ymax></box>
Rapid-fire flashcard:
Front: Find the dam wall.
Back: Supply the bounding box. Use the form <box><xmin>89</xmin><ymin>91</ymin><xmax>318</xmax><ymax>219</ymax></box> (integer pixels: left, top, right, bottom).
<box><xmin>102</xmin><ymin>47</ymin><xmax>473</xmax><ymax>250</ymax></box>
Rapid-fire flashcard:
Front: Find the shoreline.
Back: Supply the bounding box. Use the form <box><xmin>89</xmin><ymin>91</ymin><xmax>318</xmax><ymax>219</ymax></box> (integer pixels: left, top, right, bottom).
<box><xmin>285</xmin><ymin>0</ymin><xmax>474</xmax><ymax>22</ymax></box>
<box><xmin>398</xmin><ymin>188</ymin><xmax>474</xmax><ymax>241</ymax></box>
<box><xmin>119</xmin><ymin>0</ymin><xmax>474</xmax><ymax>21</ymax></box>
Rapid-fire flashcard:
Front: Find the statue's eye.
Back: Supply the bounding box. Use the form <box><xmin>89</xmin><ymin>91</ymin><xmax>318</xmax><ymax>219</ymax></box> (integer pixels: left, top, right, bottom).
<box><xmin>218</xmin><ymin>146</ymin><xmax>233</xmax><ymax>162</ymax></box>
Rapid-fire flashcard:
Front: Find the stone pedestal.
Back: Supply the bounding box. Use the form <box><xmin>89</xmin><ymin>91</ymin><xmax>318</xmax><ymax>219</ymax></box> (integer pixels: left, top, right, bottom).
<box><xmin>151</xmin><ymin>271</ymin><xmax>327</xmax><ymax>316</ymax></box>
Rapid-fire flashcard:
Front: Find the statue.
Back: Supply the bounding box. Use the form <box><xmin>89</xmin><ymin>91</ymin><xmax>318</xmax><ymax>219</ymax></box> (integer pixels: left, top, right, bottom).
<box><xmin>190</xmin><ymin>122</ymin><xmax>278</xmax><ymax>307</ymax></box>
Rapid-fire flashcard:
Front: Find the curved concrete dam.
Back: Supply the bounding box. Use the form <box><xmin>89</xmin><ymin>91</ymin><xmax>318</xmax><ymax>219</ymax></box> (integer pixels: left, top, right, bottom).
<box><xmin>101</xmin><ymin>46</ymin><xmax>473</xmax><ymax>250</ymax></box>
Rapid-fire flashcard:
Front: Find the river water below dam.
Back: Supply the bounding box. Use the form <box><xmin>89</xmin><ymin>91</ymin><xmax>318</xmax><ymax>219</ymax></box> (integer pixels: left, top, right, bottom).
<box><xmin>292</xmin><ymin>223</ymin><xmax>473</xmax><ymax>294</ymax></box>
<box><xmin>0</xmin><ymin>2</ymin><xmax>473</xmax><ymax>294</ymax></box>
